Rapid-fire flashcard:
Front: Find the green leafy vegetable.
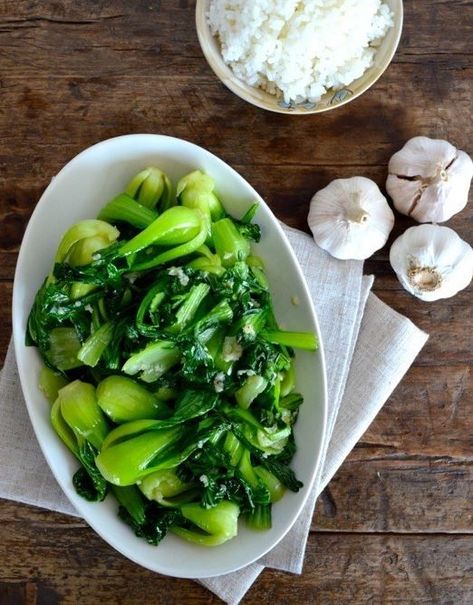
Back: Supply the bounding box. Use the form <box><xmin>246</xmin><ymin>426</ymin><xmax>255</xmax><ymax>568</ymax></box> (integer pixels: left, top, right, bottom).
<box><xmin>172</xmin><ymin>501</ymin><xmax>239</xmax><ymax>546</ymax></box>
<box><xmin>122</xmin><ymin>340</ymin><xmax>180</xmax><ymax>383</ymax></box>
<box><xmin>119</xmin><ymin>206</ymin><xmax>203</xmax><ymax>256</ymax></box>
<box><xmin>126</xmin><ymin>167</ymin><xmax>173</xmax><ymax>211</ymax></box>
<box><xmin>96</xmin><ymin>425</ymin><xmax>185</xmax><ymax>486</ymax></box>
<box><xmin>77</xmin><ymin>322</ymin><xmax>114</xmax><ymax>367</ymax></box>
<box><xmin>177</xmin><ymin>170</ymin><xmax>225</xmax><ymax>221</ymax></box>
<box><xmin>212</xmin><ymin>218</ymin><xmax>251</xmax><ymax>266</ymax></box>
<box><xmin>39</xmin><ymin>366</ymin><xmax>68</xmax><ymax>404</ymax></box>
<box><xmin>27</xmin><ymin>165</ymin><xmax>319</xmax><ymax>547</ymax></box>
<box><xmin>46</xmin><ymin>327</ymin><xmax>84</xmax><ymax>371</ymax></box>
<box><xmin>58</xmin><ymin>380</ymin><xmax>109</xmax><ymax>450</ymax></box>
<box><xmin>96</xmin><ymin>375</ymin><xmax>170</xmax><ymax>423</ymax></box>
<box><xmin>52</xmin><ymin>380</ymin><xmax>109</xmax><ymax>501</ymax></box>
<box><xmin>98</xmin><ymin>193</ymin><xmax>158</xmax><ymax>229</ymax></box>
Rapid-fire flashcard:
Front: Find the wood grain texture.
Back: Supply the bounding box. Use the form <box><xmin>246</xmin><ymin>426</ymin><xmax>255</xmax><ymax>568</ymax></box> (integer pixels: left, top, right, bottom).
<box><xmin>0</xmin><ymin>0</ymin><xmax>472</xmax><ymax>603</ymax></box>
<box><xmin>0</xmin><ymin>499</ymin><xmax>472</xmax><ymax>605</ymax></box>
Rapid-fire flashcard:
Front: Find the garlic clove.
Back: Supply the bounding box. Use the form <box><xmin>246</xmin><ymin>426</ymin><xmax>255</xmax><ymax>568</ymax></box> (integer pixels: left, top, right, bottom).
<box><xmin>389</xmin><ymin>224</ymin><xmax>473</xmax><ymax>301</ymax></box>
<box><xmin>386</xmin><ymin>136</ymin><xmax>473</xmax><ymax>223</ymax></box>
<box><xmin>385</xmin><ymin>174</ymin><xmax>421</xmax><ymax>215</ymax></box>
<box><xmin>308</xmin><ymin>176</ymin><xmax>394</xmax><ymax>261</ymax></box>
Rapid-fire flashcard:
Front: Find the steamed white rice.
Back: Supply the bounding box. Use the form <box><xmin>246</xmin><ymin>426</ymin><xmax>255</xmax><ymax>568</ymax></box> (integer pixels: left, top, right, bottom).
<box><xmin>208</xmin><ymin>0</ymin><xmax>393</xmax><ymax>104</ymax></box>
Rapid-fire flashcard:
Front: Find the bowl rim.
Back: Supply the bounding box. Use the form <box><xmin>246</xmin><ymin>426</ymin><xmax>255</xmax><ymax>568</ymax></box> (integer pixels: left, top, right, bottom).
<box><xmin>196</xmin><ymin>0</ymin><xmax>404</xmax><ymax>115</ymax></box>
<box><xmin>12</xmin><ymin>133</ymin><xmax>328</xmax><ymax>577</ymax></box>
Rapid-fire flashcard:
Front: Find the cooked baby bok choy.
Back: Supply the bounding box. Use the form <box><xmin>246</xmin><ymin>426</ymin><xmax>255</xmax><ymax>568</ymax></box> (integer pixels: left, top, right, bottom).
<box><xmin>51</xmin><ymin>380</ymin><xmax>109</xmax><ymax>501</ymax></box>
<box><xmin>26</xmin><ymin>165</ymin><xmax>318</xmax><ymax>548</ymax></box>
<box><xmin>126</xmin><ymin>166</ymin><xmax>173</xmax><ymax>211</ymax></box>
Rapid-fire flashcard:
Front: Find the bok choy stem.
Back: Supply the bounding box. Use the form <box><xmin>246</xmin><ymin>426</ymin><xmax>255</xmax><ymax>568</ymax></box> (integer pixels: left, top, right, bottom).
<box><xmin>261</xmin><ymin>330</ymin><xmax>318</xmax><ymax>351</ymax></box>
<box><xmin>77</xmin><ymin>322</ymin><xmax>114</xmax><ymax>367</ymax></box>
<box><xmin>119</xmin><ymin>206</ymin><xmax>202</xmax><ymax>256</ymax></box>
<box><xmin>98</xmin><ymin>193</ymin><xmax>158</xmax><ymax>229</ymax></box>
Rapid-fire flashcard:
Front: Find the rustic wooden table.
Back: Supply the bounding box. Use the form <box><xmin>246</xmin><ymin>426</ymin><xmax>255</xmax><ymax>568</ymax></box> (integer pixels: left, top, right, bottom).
<box><xmin>1</xmin><ymin>1</ymin><xmax>471</xmax><ymax>603</ymax></box>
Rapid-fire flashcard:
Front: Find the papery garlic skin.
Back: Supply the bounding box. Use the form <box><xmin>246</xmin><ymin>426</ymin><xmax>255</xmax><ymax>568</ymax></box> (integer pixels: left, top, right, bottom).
<box><xmin>308</xmin><ymin>177</ymin><xmax>394</xmax><ymax>260</ymax></box>
<box><xmin>390</xmin><ymin>224</ymin><xmax>473</xmax><ymax>301</ymax></box>
<box><xmin>386</xmin><ymin>137</ymin><xmax>473</xmax><ymax>223</ymax></box>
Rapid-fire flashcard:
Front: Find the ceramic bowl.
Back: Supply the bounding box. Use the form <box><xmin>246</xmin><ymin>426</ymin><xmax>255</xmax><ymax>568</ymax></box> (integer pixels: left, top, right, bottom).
<box><xmin>13</xmin><ymin>134</ymin><xmax>327</xmax><ymax>578</ymax></box>
<box><xmin>196</xmin><ymin>0</ymin><xmax>403</xmax><ymax>115</ymax></box>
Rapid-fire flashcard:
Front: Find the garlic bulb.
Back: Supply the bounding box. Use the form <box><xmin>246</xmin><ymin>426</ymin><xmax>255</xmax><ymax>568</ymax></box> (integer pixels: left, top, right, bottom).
<box><xmin>390</xmin><ymin>224</ymin><xmax>473</xmax><ymax>301</ymax></box>
<box><xmin>308</xmin><ymin>177</ymin><xmax>395</xmax><ymax>260</ymax></box>
<box><xmin>386</xmin><ymin>137</ymin><xmax>473</xmax><ymax>223</ymax></box>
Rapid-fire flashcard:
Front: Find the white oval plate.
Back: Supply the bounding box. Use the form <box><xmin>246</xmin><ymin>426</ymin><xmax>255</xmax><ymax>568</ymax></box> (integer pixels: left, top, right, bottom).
<box><xmin>13</xmin><ymin>134</ymin><xmax>327</xmax><ymax>578</ymax></box>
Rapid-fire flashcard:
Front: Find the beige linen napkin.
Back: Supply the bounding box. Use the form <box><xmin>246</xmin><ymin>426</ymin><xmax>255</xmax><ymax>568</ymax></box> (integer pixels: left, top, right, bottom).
<box><xmin>0</xmin><ymin>225</ymin><xmax>428</xmax><ymax>604</ymax></box>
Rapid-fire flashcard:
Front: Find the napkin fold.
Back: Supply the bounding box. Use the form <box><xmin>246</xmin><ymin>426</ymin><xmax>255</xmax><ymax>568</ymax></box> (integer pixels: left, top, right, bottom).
<box><xmin>0</xmin><ymin>225</ymin><xmax>428</xmax><ymax>604</ymax></box>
